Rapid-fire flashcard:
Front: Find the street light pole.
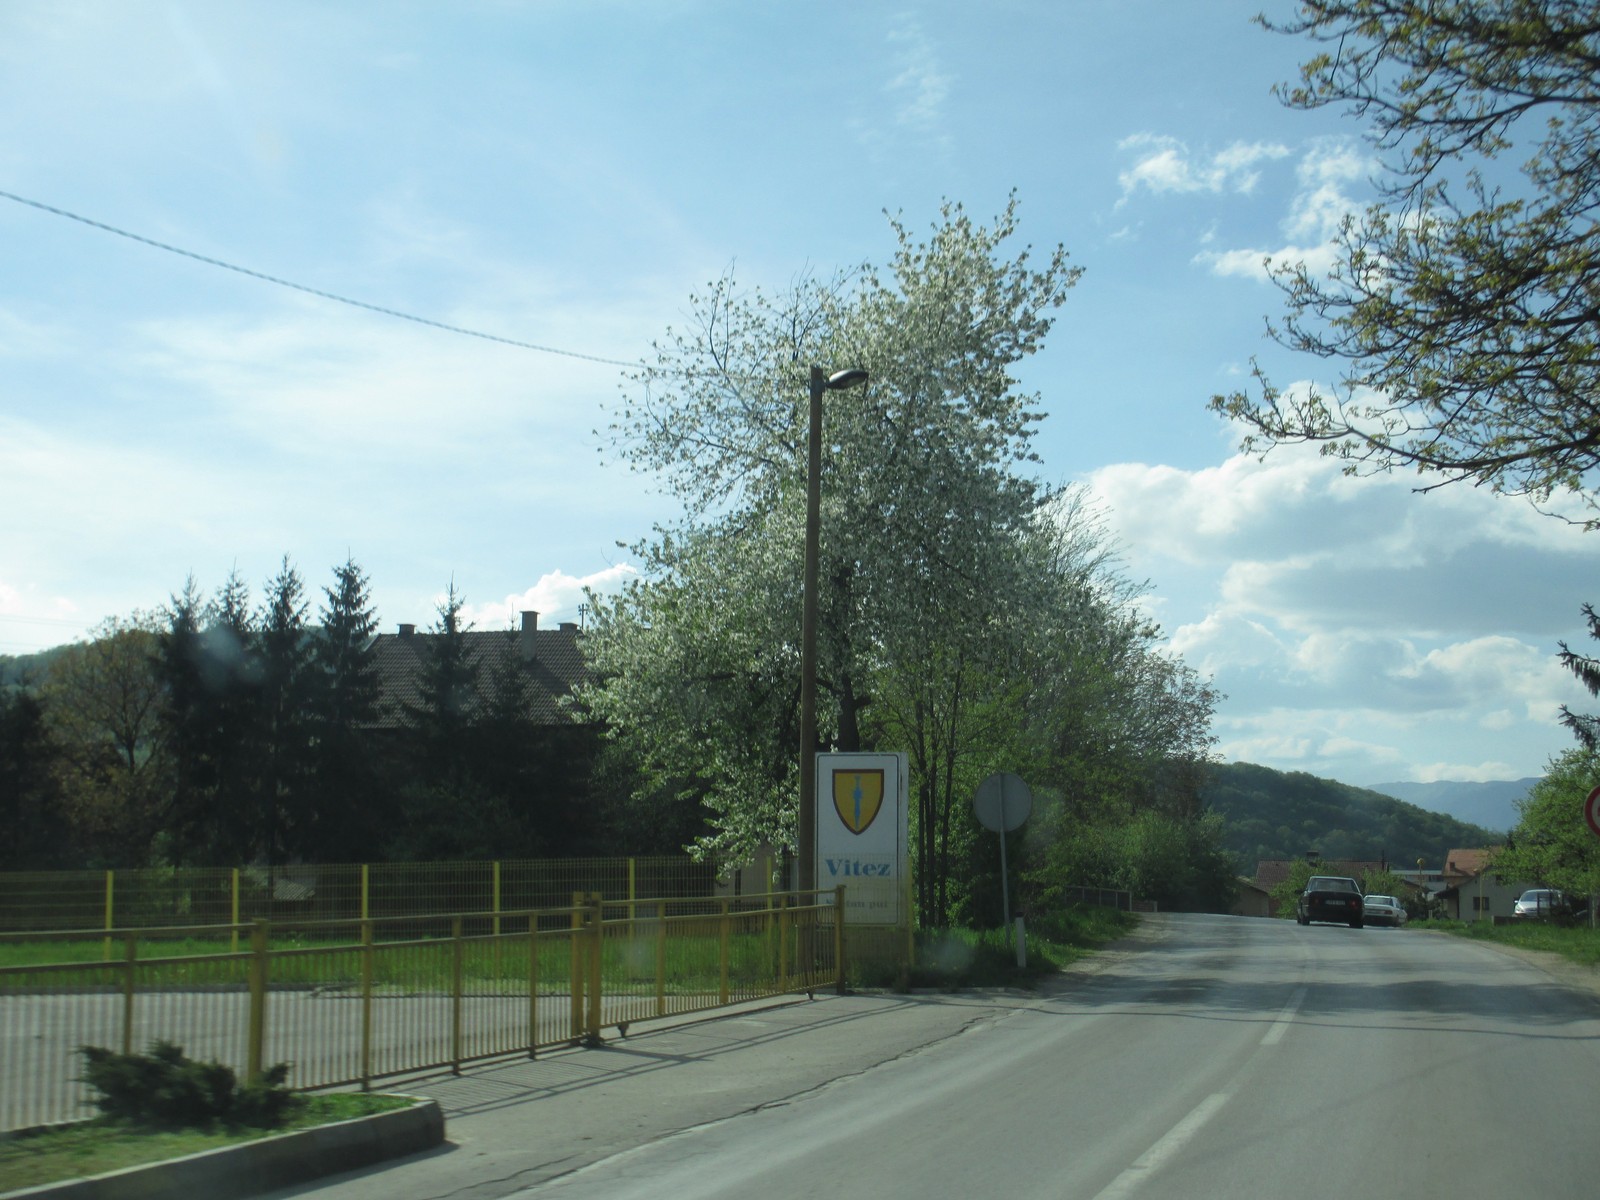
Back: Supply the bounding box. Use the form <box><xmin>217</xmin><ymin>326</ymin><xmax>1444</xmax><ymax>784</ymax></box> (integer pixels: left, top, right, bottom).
<box><xmin>797</xmin><ymin>365</ymin><xmax>868</xmax><ymax>898</ymax></box>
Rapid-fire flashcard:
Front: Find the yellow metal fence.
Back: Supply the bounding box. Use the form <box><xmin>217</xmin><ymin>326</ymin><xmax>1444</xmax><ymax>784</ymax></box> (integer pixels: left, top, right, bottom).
<box><xmin>0</xmin><ymin>857</ymin><xmax>728</xmax><ymax>935</ymax></box>
<box><xmin>0</xmin><ymin>889</ymin><xmax>843</xmax><ymax>1133</ymax></box>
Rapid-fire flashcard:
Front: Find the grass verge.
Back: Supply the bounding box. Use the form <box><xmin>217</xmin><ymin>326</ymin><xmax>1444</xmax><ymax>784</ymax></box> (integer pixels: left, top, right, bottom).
<box><xmin>1413</xmin><ymin>918</ymin><xmax>1600</xmax><ymax>967</ymax></box>
<box><xmin>850</xmin><ymin>904</ymin><xmax>1139</xmax><ymax>990</ymax></box>
<box><xmin>0</xmin><ymin>1092</ymin><xmax>415</xmax><ymax>1194</ymax></box>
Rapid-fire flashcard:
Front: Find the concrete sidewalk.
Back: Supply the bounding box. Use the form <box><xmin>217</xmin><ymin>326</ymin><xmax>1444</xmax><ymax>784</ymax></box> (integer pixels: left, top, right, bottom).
<box><xmin>258</xmin><ymin>986</ymin><xmax>1056</xmax><ymax>1200</ymax></box>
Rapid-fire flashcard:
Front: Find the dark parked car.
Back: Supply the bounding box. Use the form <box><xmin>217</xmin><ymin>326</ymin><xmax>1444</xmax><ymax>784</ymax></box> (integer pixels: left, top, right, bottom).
<box><xmin>1297</xmin><ymin>875</ymin><xmax>1364</xmax><ymax>928</ymax></box>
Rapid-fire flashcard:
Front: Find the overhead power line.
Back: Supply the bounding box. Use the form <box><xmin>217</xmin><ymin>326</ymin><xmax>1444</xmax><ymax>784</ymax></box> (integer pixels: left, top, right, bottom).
<box><xmin>0</xmin><ymin>188</ymin><xmax>641</xmax><ymax>369</ymax></box>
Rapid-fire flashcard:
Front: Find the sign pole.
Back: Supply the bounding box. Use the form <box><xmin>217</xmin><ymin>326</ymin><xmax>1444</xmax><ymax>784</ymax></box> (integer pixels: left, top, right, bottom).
<box><xmin>998</xmin><ymin>778</ymin><xmax>1011</xmax><ymax>933</ymax></box>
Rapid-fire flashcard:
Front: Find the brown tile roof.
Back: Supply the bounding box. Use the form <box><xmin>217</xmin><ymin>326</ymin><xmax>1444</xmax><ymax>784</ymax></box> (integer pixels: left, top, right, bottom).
<box><xmin>369</xmin><ymin>617</ymin><xmax>587</xmax><ymax>729</ymax></box>
<box><xmin>1442</xmin><ymin>846</ymin><xmax>1500</xmax><ymax>878</ymax></box>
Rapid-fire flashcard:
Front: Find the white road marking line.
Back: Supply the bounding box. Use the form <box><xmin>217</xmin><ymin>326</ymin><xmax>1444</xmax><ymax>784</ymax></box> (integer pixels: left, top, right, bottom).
<box><xmin>1089</xmin><ymin>1092</ymin><xmax>1231</xmax><ymax>1200</ymax></box>
<box><xmin>1262</xmin><ymin>985</ymin><xmax>1307</xmax><ymax>1046</ymax></box>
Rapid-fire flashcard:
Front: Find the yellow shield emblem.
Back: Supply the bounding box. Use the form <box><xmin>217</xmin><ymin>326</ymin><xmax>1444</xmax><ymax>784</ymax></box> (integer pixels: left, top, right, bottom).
<box><xmin>832</xmin><ymin>769</ymin><xmax>884</xmax><ymax>835</ymax></box>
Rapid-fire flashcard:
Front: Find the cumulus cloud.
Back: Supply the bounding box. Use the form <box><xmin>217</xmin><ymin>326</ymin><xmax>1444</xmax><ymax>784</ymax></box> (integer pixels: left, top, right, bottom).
<box><xmin>458</xmin><ymin>564</ymin><xmax>639</xmax><ymax>631</ymax></box>
<box><xmin>1194</xmin><ymin>138</ymin><xmax>1372</xmax><ymax>281</ymax></box>
<box><xmin>1117</xmin><ymin>134</ymin><xmax>1290</xmax><ymax>202</ymax></box>
<box><xmin>1087</xmin><ymin>450</ymin><xmax>1595</xmax><ymax>784</ymax></box>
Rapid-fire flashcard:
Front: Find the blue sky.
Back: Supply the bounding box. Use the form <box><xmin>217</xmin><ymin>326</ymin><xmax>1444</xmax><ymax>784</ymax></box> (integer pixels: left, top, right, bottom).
<box><xmin>2</xmin><ymin>1</ymin><xmax>1594</xmax><ymax>790</ymax></box>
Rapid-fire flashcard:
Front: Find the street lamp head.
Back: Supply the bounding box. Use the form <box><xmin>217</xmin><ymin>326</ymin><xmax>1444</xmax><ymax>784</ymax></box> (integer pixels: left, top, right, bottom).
<box><xmin>825</xmin><ymin>368</ymin><xmax>869</xmax><ymax>391</ymax></box>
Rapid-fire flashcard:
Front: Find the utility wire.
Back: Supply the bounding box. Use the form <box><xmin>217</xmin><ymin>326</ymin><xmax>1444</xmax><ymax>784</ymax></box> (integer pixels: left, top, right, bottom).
<box><xmin>0</xmin><ymin>188</ymin><xmax>641</xmax><ymax>369</ymax></box>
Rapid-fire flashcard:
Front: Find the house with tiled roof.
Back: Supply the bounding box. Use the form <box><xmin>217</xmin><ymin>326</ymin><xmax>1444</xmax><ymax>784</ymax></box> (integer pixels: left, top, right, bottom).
<box><xmin>369</xmin><ymin>610</ymin><xmax>587</xmax><ymax>728</ymax></box>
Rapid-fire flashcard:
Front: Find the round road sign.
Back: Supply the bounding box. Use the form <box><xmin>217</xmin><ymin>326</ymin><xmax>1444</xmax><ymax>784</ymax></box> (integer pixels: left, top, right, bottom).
<box><xmin>974</xmin><ymin>772</ymin><xmax>1032</xmax><ymax>832</ymax></box>
<box><xmin>1585</xmin><ymin>785</ymin><xmax>1600</xmax><ymax>840</ymax></box>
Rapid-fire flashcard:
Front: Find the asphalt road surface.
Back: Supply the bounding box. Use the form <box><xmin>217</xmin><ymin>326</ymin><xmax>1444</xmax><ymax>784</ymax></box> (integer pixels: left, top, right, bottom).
<box><xmin>275</xmin><ymin>914</ymin><xmax>1600</xmax><ymax>1200</ymax></box>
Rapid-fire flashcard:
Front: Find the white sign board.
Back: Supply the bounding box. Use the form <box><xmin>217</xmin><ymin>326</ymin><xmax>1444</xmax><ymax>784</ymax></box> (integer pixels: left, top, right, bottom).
<box><xmin>815</xmin><ymin>751</ymin><xmax>908</xmax><ymax>926</ymax></box>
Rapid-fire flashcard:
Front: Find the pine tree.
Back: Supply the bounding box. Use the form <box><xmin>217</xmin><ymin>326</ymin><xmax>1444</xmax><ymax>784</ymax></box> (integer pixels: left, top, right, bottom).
<box><xmin>310</xmin><ymin>556</ymin><xmax>381</xmax><ymax>861</ymax></box>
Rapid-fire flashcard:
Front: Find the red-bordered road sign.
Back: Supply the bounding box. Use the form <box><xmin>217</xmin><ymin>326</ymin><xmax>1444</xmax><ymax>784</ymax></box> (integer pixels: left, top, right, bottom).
<box><xmin>1585</xmin><ymin>785</ymin><xmax>1600</xmax><ymax>840</ymax></box>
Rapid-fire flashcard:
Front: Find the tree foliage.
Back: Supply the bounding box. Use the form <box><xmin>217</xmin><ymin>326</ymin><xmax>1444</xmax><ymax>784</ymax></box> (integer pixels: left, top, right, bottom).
<box><xmin>1495</xmin><ymin>745</ymin><xmax>1600</xmax><ymax>898</ymax></box>
<box><xmin>1211</xmin><ymin>1</ymin><xmax>1600</xmax><ymax>524</ymax></box>
<box><xmin>40</xmin><ymin>613</ymin><xmax>170</xmax><ymax>863</ymax></box>
<box><xmin>585</xmin><ymin>198</ymin><xmax>1220</xmax><ymax>922</ymax></box>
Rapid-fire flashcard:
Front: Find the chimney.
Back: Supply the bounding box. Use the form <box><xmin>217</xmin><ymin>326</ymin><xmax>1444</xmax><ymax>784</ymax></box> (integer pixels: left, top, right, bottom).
<box><xmin>520</xmin><ymin>611</ymin><xmax>539</xmax><ymax>661</ymax></box>
<box><xmin>559</xmin><ymin>621</ymin><xmax>578</xmax><ymax>633</ymax></box>
<box><xmin>398</xmin><ymin>623</ymin><xmax>416</xmax><ymax>637</ymax></box>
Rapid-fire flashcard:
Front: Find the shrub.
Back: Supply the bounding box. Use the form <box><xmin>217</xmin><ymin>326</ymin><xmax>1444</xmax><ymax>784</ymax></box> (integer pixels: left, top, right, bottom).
<box><xmin>78</xmin><ymin>1041</ymin><xmax>302</xmax><ymax>1130</ymax></box>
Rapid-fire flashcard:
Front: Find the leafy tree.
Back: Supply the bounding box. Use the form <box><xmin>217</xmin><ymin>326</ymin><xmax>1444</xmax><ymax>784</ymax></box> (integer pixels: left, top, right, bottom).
<box><xmin>1211</xmin><ymin>1</ymin><xmax>1600</xmax><ymax>527</ymax></box>
<box><xmin>1024</xmin><ymin>808</ymin><xmax>1238</xmax><ymax>915</ymax></box>
<box><xmin>41</xmin><ymin>613</ymin><xmax>170</xmax><ymax>864</ymax></box>
<box><xmin>585</xmin><ymin>198</ymin><xmax>1082</xmax><ymax>881</ymax></box>
<box><xmin>1496</xmin><ymin>745</ymin><xmax>1600</xmax><ymax>902</ymax></box>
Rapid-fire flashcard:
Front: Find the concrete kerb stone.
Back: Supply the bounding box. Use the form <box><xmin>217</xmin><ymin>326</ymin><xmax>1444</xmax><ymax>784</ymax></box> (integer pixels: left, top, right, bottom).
<box><xmin>0</xmin><ymin>1097</ymin><xmax>444</xmax><ymax>1200</ymax></box>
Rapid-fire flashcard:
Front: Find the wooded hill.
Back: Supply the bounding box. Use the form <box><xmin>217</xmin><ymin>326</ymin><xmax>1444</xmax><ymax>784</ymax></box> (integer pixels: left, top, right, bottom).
<box><xmin>1200</xmin><ymin>762</ymin><xmax>1503</xmax><ymax>875</ymax></box>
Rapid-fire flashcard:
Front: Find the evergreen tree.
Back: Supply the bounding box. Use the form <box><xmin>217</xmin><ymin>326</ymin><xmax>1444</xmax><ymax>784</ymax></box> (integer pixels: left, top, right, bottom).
<box><xmin>255</xmin><ymin>558</ymin><xmax>316</xmax><ymax>862</ymax></box>
<box><xmin>310</xmin><ymin>555</ymin><xmax>381</xmax><ymax>861</ymax></box>
<box><xmin>0</xmin><ymin>686</ymin><xmax>71</xmax><ymax>868</ymax></box>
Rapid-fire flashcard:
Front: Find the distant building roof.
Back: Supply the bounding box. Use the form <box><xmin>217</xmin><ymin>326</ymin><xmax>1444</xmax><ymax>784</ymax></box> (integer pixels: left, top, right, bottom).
<box><xmin>369</xmin><ymin>610</ymin><xmax>586</xmax><ymax>729</ymax></box>
<box><xmin>1253</xmin><ymin>858</ymin><xmax>1390</xmax><ymax>890</ymax></box>
<box><xmin>1443</xmin><ymin>846</ymin><xmax>1501</xmax><ymax>880</ymax></box>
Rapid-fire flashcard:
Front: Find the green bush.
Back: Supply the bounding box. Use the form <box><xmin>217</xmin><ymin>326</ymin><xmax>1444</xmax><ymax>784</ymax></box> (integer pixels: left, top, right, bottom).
<box><xmin>78</xmin><ymin>1041</ymin><xmax>302</xmax><ymax>1130</ymax></box>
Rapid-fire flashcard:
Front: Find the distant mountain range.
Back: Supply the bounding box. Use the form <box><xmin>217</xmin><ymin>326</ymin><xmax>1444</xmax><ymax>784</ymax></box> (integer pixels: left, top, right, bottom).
<box><xmin>1201</xmin><ymin>762</ymin><xmax>1507</xmax><ymax>875</ymax></box>
<box><xmin>1366</xmin><ymin>778</ymin><xmax>1535</xmax><ymax>836</ymax></box>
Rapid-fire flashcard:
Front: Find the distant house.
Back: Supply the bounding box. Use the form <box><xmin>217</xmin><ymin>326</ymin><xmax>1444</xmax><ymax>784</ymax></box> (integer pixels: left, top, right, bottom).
<box><xmin>368</xmin><ymin>610</ymin><xmax>587</xmax><ymax>728</ymax></box>
<box><xmin>1231</xmin><ymin>879</ymin><xmax>1274</xmax><ymax>918</ymax></box>
<box><xmin>1434</xmin><ymin>845</ymin><xmax>1530</xmax><ymax>921</ymax></box>
<box><xmin>1441</xmin><ymin>846</ymin><xmax>1499</xmax><ymax>887</ymax></box>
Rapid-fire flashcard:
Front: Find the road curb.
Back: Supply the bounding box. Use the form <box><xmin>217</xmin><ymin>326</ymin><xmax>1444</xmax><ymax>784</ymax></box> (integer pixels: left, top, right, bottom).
<box><xmin>1</xmin><ymin>1097</ymin><xmax>444</xmax><ymax>1200</ymax></box>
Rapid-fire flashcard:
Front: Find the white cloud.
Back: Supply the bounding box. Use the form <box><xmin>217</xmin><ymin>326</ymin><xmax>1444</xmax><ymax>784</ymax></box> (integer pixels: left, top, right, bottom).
<box><xmin>459</xmin><ymin>564</ymin><xmax>639</xmax><ymax>631</ymax></box>
<box><xmin>884</xmin><ymin>17</ymin><xmax>951</xmax><ymax>134</ymax></box>
<box><xmin>1195</xmin><ymin>137</ymin><xmax>1373</xmax><ymax>281</ymax></box>
<box><xmin>1116</xmin><ymin>134</ymin><xmax>1290</xmax><ymax>202</ymax></box>
<box><xmin>1087</xmin><ymin>450</ymin><xmax>1596</xmax><ymax>783</ymax></box>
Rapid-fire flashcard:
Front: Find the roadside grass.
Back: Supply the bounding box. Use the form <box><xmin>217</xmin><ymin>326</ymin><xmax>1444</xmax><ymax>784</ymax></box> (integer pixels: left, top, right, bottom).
<box><xmin>1413</xmin><ymin>918</ymin><xmax>1600</xmax><ymax>967</ymax></box>
<box><xmin>855</xmin><ymin>905</ymin><xmax>1138</xmax><ymax>990</ymax></box>
<box><xmin>0</xmin><ymin>1092</ymin><xmax>415</xmax><ymax>1194</ymax></box>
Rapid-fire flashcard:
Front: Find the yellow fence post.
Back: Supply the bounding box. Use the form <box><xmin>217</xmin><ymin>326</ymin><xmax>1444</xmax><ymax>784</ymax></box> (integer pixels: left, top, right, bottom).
<box><xmin>527</xmin><ymin>913</ymin><xmax>540</xmax><ymax>1059</ymax></box>
<box><xmin>718</xmin><ymin>898</ymin><xmax>731</xmax><ymax>1006</ymax></box>
<box><xmin>360</xmin><ymin>918</ymin><xmax>374</xmax><ymax>1090</ymax></box>
<box><xmin>585</xmin><ymin>893</ymin><xmax>603</xmax><ymax>1044</ymax></box>
<box><xmin>655</xmin><ymin>900</ymin><xmax>667</xmax><ymax>1018</ymax></box>
<box><xmin>778</xmin><ymin>897</ymin><xmax>790</xmax><ymax>995</ymax></box>
<box><xmin>103</xmin><ymin>871</ymin><xmax>114</xmax><ymax>962</ymax></box>
<box><xmin>569</xmin><ymin>892</ymin><xmax>584</xmax><ymax>1042</ymax></box>
<box><xmin>120</xmin><ymin>932</ymin><xmax>137</xmax><ymax>1055</ymax></box>
<box><xmin>361</xmin><ymin>863</ymin><xmax>370</xmax><ymax>923</ymax></box>
<box><xmin>834</xmin><ymin>885</ymin><xmax>846</xmax><ymax>995</ymax></box>
<box><xmin>230</xmin><ymin>868</ymin><xmax>240</xmax><ymax>954</ymax></box>
<box><xmin>492</xmin><ymin>860</ymin><xmax>502</xmax><ymax>938</ymax></box>
<box><xmin>450</xmin><ymin>916</ymin><xmax>464</xmax><ymax>1075</ymax></box>
<box><xmin>246</xmin><ymin>919</ymin><xmax>268</xmax><ymax>1082</ymax></box>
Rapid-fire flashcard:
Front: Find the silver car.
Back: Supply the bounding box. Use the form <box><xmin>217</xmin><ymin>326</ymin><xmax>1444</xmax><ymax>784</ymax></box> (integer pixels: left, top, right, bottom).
<box><xmin>1513</xmin><ymin>889</ymin><xmax>1568</xmax><ymax>918</ymax></box>
<box><xmin>1362</xmin><ymin>894</ymin><xmax>1407</xmax><ymax>927</ymax></box>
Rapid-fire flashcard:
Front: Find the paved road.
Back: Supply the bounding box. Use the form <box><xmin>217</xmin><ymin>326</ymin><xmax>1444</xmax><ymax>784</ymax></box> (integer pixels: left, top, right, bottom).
<box><xmin>270</xmin><ymin>914</ymin><xmax>1600</xmax><ymax>1200</ymax></box>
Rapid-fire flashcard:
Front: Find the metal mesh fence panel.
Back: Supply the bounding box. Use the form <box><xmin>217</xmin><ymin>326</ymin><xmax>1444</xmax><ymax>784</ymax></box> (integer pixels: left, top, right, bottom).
<box><xmin>0</xmin><ymin>857</ymin><xmax>725</xmax><ymax>934</ymax></box>
<box><xmin>0</xmin><ymin>889</ymin><xmax>861</xmax><ymax>1132</ymax></box>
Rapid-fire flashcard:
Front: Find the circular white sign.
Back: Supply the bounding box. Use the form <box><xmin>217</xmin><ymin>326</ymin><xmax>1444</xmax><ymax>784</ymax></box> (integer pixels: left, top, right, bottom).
<box><xmin>974</xmin><ymin>772</ymin><xmax>1032</xmax><ymax>832</ymax></box>
<box><xmin>1585</xmin><ymin>784</ymin><xmax>1600</xmax><ymax>840</ymax></box>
